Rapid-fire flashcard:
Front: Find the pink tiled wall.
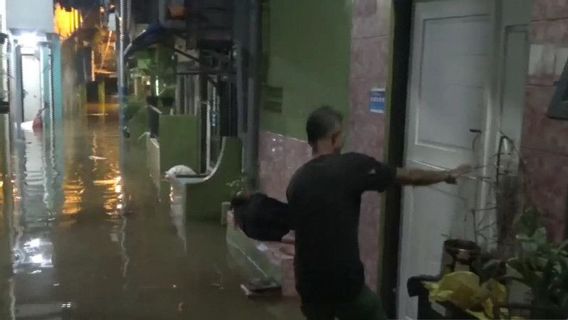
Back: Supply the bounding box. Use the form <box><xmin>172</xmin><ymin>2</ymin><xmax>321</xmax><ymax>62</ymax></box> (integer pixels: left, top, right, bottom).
<box><xmin>522</xmin><ymin>0</ymin><xmax>568</xmax><ymax>241</ymax></box>
<box><xmin>347</xmin><ymin>0</ymin><xmax>392</xmax><ymax>291</ymax></box>
<box><xmin>257</xmin><ymin>0</ymin><xmax>568</xmax><ymax>298</ymax></box>
<box><xmin>258</xmin><ymin>0</ymin><xmax>393</xmax><ymax>293</ymax></box>
<box><xmin>258</xmin><ymin>131</ymin><xmax>311</xmax><ymax>202</ymax></box>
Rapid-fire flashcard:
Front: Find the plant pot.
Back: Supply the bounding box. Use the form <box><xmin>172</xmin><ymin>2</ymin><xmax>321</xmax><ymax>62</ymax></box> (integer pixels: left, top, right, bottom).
<box><xmin>530</xmin><ymin>302</ymin><xmax>568</xmax><ymax>319</ymax></box>
<box><xmin>506</xmin><ymin>269</ymin><xmax>532</xmax><ymax>305</ymax></box>
<box><xmin>442</xmin><ymin>239</ymin><xmax>481</xmax><ymax>274</ymax></box>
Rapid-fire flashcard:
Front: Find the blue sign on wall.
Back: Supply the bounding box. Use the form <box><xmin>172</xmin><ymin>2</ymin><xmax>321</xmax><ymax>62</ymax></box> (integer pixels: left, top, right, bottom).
<box><xmin>369</xmin><ymin>88</ymin><xmax>386</xmax><ymax>114</ymax></box>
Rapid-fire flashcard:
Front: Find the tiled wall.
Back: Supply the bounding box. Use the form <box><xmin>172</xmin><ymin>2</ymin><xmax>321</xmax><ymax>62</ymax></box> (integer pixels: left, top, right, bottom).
<box><xmin>257</xmin><ymin>0</ymin><xmax>568</xmax><ymax>297</ymax></box>
<box><xmin>258</xmin><ymin>0</ymin><xmax>393</xmax><ymax>291</ymax></box>
<box><xmin>522</xmin><ymin>0</ymin><xmax>568</xmax><ymax>241</ymax></box>
<box><xmin>348</xmin><ymin>0</ymin><xmax>391</xmax><ymax>290</ymax></box>
<box><xmin>258</xmin><ymin>131</ymin><xmax>311</xmax><ymax>202</ymax></box>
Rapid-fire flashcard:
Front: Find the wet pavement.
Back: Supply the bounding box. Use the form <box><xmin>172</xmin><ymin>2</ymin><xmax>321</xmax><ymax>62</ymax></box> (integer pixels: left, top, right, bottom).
<box><xmin>0</xmin><ymin>108</ymin><xmax>301</xmax><ymax>319</ymax></box>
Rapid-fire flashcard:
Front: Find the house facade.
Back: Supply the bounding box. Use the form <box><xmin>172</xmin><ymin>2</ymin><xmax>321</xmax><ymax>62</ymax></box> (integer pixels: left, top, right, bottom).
<box><xmin>257</xmin><ymin>0</ymin><xmax>568</xmax><ymax>318</ymax></box>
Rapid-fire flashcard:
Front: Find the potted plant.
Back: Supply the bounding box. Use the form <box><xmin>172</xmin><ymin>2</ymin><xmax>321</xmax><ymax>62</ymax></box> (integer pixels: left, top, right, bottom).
<box><xmin>223</xmin><ymin>175</ymin><xmax>250</xmax><ymax>225</ymax></box>
<box><xmin>227</xmin><ymin>175</ymin><xmax>250</xmax><ymax>198</ymax></box>
<box><xmin>502</xmin><ymin>208</ymin><xmax>568</xmax><ymax>319</ymax></box>
<box><xmin>422</xmin><ymin>208</ymin><xmax>568</xmax><ymax>319</ymax></box>
<box><xmin>421</xmin><ymin>135</ymin><xmax>568</xmax><ymax>318</ymax></box>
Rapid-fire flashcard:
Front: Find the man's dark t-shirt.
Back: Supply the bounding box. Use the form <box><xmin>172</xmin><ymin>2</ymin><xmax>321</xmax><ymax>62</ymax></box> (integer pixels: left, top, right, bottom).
<box><xmin>286</xmin><ymin>153</ymin><xmax>396</xmax><ymax>303</ymax></box>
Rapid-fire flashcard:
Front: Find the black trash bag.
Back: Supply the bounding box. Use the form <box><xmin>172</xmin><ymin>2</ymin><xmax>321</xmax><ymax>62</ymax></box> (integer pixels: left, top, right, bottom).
<box><xmin>230</xmin><ymin>193</ymin><xmax>292</xmax><ymax>242</ymax></box>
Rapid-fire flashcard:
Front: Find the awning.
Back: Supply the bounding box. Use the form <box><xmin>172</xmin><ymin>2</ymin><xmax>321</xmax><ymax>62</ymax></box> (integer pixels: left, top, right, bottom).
<box><xmin>124</xmin><ymin>24</ymin><xmax>172</xmax><ymax>59</ymax></box>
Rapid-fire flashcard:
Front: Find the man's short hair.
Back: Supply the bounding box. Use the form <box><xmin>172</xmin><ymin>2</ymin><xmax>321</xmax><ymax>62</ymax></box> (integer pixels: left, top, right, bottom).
<box><xmin>306</xmin><ymin>106</ymin><xmax>343</xmax><ymax>147</ymax></box>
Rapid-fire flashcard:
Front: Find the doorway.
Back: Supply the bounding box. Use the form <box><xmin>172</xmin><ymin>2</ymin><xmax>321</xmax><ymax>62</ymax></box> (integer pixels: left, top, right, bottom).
<box><xmin>21</xmin><ymin>53</ymin><xmax>43</xmax><ymax>122</ymax></box>
<box><xmin>389</xmin><ymin>0</ymin><xmax>532</xmax><ymax>318</ymax></box>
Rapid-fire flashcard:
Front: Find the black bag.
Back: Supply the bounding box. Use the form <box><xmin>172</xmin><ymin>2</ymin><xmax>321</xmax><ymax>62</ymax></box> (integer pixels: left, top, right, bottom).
<box><xmin>232</xmin><ymin>193</ymin><xmax>292</xmax><ymax>242</ymax></box>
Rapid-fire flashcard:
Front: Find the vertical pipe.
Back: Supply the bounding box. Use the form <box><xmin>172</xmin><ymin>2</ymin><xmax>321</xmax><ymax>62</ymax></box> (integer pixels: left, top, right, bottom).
<box><xmin>234</xmin><ymin>0</ymin><xmax>250</xmax><ymax>141</ymax></box>
<box><xmin>118</xmin><ymin>0</ymin><xmax>127</xmax><ymax>105</ymax></box>
<box><xmin>381</xmin><ymin>2</ymin><xmax>412</xmax><ymax>318</ymax></box>
<box><xmin>199</xmin><ymin>73</ymin><xmax>208</xmax><ymax>173</ymax></box>
<box><xmin>48</xmin><ymin>44</ymin><xmax>55</xmax><ymax>126</ymax></box>
<box><xmin>39</xmin><ymin>47</ymin><xmax>45</xmax><ymax>119</ymax></box>
<box><xmin>51</xmin><ymin>38</ymin><xmax>63</xmax><ymax>122</ymax></box>
<box><xmin>245</xmin><ymin>0</ymin><xmax>261</xmax><ymax>186</ymax></box>
<box><xmin>10</xmin><ymin>45</ymin><xmax>23</xmax><ymax>130</ymax></box>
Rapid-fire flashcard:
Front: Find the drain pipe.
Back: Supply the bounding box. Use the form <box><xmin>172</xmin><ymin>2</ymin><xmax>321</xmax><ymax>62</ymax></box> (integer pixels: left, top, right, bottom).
<box><xmin>118</xmin><ymin>0</ymin><xmax>127</xmax><ymax>105</ymax></box>
<box><xmin>234</xmin><ymin>0</ymin><xmax>250</xmax><ymax>143</ymax></box>
<box><xmin>245</xmin><ymin>0</ymin><xmax>261</xmax><ymax>187</ymax></box>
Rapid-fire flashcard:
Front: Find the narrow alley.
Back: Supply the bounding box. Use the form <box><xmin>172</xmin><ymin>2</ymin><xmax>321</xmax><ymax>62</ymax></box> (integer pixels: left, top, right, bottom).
<box><xmin>0</xmin><ymin>107</ymin><xmax>299</xmax><ymax>319</ymax></box>
<box><xmin>1</xmin><ymin>0</ymin><xmax>568</xmax><ymax>319</ymax></box>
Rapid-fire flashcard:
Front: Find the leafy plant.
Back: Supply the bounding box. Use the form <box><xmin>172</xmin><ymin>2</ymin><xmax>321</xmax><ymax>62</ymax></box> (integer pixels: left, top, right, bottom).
<box><xmin>130</xmin><ymin>46</ymin><xmax>177</xmax><ymax>97</ymax></box>
<box><xmin>226</xmin><ymin>175</ymin><xmax>249</xmax><ymax>196</ymax></box>
<box><xmin>504</xmin><ymin>208</ymin><xmax>568</xmax><ymax>316</ymax></box>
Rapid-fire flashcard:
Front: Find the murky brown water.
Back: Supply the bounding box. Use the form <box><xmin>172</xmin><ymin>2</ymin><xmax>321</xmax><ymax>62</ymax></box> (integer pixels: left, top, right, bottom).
<box><xmin>0</xmin><ymin>110</ymin><xmax>300</xmax><ymax>319</ymax></box>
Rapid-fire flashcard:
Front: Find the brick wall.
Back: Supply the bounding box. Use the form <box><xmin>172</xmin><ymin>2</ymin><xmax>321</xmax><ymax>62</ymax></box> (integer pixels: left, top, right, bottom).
<box><xmin>522</xmin><ymin>0</ymin><xmax>568</xmax><ymax>241</ymax></box>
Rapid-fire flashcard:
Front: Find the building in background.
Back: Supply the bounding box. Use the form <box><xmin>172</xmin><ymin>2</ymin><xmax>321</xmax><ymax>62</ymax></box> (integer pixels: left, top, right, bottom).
<box><xmin>113</xmin><ymin>0</ymin><xmax>568</xmax><ymax>318</ymax></box>
<box><xmin>5</xmin><ymin>0</ymin><xmax>64</xmax><ymax>126</ymax></box>
<box><xmin>258</xmin><ymin>0</ymin><xmax>568</xmax><ymax>318</ymax></box>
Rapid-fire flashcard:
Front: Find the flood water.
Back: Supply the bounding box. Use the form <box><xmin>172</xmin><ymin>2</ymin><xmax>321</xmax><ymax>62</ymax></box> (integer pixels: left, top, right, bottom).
<box><xmin>0</xmin><ymin>108</ymin><xmax>300</xmax><ymax>319</ymax></box>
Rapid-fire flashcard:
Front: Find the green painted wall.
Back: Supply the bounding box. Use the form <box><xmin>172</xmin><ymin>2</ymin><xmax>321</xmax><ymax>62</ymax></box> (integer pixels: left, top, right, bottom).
<box><xmin>159</xmin><ymin>115</ymin><xmax>201</xmax><ymax>173</ymax></box>
<box><xmin>260</xmin><ymin>0</ymin><xmax>353</xmax><ymax>139</ymax></box>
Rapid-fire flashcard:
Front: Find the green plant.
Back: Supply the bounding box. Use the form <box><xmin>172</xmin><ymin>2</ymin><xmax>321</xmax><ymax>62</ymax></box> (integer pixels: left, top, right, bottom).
<box><xmin>226</xmin><ymin>175</ymin><xmax>249</xmax><ymax>196</ymax></box>
<box><xmin>505</xmin><ymin>208</ymin><xmax>568</xmax><ymax>316</ymax></box>
<box><xmin>130</xmin><ymin>46</ymin><xmax>177</xmax><ymax>98</ymax></box>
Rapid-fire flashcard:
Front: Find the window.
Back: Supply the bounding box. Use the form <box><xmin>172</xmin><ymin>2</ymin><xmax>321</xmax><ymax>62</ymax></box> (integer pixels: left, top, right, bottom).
<box><xmin>548</xmin><ymin>60</ymin><xmax>568</xmax><ymax>120</ymax></box>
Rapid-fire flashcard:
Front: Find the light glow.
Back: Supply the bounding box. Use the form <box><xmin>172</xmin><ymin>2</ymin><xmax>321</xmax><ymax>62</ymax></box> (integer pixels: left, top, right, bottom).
<box><xmin>30</xmin><ymin>254</ymin><xmax>46</xmax><ymax>264</ymax></box>
<box><xmin>54</xmin><ymin>3</ymin><xmax>83</xmax><ymax>40</ymax></box>
<box><xmin>17</xmin><ymin>33</ymin><xmax>40</xmax><ymax>48</ymax></box>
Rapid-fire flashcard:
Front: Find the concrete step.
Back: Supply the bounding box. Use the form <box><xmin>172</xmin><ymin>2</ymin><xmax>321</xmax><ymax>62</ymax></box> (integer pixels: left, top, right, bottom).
<box><xmin>225</xmin><ymin>211</ymin><xmax>297</xmax><ymax>297</ymax></box>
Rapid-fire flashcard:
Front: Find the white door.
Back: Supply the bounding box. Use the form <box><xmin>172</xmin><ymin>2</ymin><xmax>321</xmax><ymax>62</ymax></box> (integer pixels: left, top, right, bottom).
<box><xmin>496</xmin><ymin>0</ymin><xmax>531</xmax><ymax>149</ymax></box>
<box><xmin>22</xmin><ymin>54</ymin><xmax>43</xmax><ymax>122</ymax></box>
<box><xmin>398</xmin><ymin>0</ymin><xmax>492</xmax><ymax>318</ymax></box>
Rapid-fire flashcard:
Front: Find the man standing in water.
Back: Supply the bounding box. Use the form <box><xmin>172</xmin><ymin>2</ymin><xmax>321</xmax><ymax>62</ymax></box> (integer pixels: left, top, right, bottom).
<box><xmin>286</xmin><ymin>106</ymin><xmax>469</xmax><ymax>320</ymax></box>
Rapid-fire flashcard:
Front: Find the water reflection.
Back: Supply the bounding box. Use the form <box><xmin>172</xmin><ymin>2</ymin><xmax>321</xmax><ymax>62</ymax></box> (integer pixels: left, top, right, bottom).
<box><xmin>3</xmin><ymin>114</ymin><xmax>129</xmax><ymax>318</ymax></box>
<box><xmin>0</xmin><ymin>109</ymin><xmax>299</xmax><ymax>319</ymax></box>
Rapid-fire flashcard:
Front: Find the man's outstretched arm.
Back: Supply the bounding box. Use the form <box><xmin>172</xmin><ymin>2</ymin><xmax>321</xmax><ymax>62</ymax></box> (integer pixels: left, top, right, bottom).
<box><xmin>395</xmin><ymin>165</ymin><xmax>471</xmax><ymax>186</ymax></box>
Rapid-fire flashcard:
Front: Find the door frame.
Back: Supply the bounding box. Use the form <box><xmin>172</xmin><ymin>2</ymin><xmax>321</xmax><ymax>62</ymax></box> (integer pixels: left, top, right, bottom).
<box><xmin>379</xmin><ymin>1</ymin><xmax>412</xmax><ymax>317</ymax></box>
<box><xmin>21</xmin><ymin>52</ymin><xmax>43</xmax><ymax>123</ymax></box>
<box><xmin>380</xmin><ymin>0</ymin><xmax>531</xmax><ymax>317</ymax></box>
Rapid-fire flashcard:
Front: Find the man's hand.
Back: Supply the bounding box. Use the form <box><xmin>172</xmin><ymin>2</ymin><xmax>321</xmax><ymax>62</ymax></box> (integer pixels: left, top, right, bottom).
<box><xmin>396</xmin><ymin>164</ymin><xmax>472</xmax><ymax>186</ymax></box>
<box><xmin>444</xmin><ymin>165</ymin><xmax>472</xmax><ymax>184</ymax></box>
